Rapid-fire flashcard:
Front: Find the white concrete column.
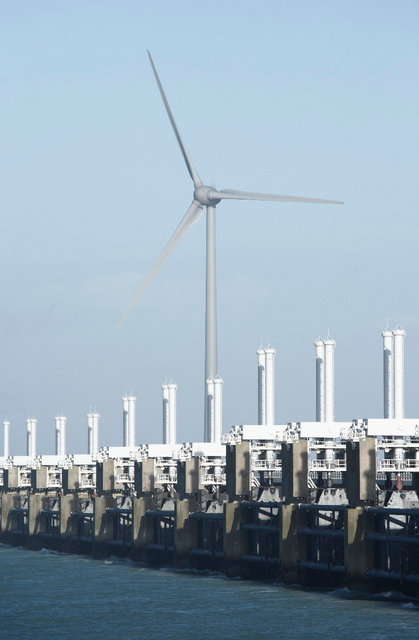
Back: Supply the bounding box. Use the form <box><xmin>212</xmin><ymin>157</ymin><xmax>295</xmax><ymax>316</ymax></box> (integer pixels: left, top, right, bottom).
<box><xmin>314</xmin><ymin>339</ymin><xmax>325</xmax><ymax>422</ymax></box>
<box><xmin>393</xmin><ymin>327</ymin><xmax>406</xmax><ymax>420</ymax></box>
<box><xmin>26</xmin><ymin>418</ymin><xmax>37</xmax><ymax>458</ymax></box>
<box><xmin>324</xmin><ymin>338</ymin><xmax>336</xmax><ymax>422</ymax></box>
<box><xmin>127</xmin><ymin>395</ymin><xmax>136</xmax><ymax>448</ymax></box>
<box><xmin>3</xmin><ymin>420</ymin><xmax>10</xmax><ymax>458</ymax></box>
<box><xmin>206</xmin><ymin>378</ymin><xmax>215</xmax><ymax>442</ymax></box>
<box><xmin>162</xmin><ymin>384</ymin><xmax>170</xmax><ymax>444</ymax></box>
<box><xmin>213</xmin><ymin>377</ymin><xmax>223</xmax><ymax>443</ymax></box>
<box><xmin>168</xmin><ymin>383</ymin><xmax>177</xmax><ymax>444</ymax></box>
<box><xmin>264</xmin><ymin>348</ymin><xmax>276</xmax><ymax>425</ymax></box>
<box><xmin>257</xmin><ymin>348</ymin><xmax>266</xmax><ymax>425</ymax></box>
<box><xmin>122</xmin><ymin>395</ymin><xmax>129</xmax><ymax>447</ymax></box>
<box><xmin>55</xmin><ymin>415</ymin><xmax>67</xmax><ymax>457</ymax></box>
<box><xmin>87</xmin><ymin>412</ymin><xmax>100</xmax><ymax>454</ymax></box>
<box><xmin>382</xmin><ymin>330</ymin><xmax>394</xmax><ymax>419</ymax></box>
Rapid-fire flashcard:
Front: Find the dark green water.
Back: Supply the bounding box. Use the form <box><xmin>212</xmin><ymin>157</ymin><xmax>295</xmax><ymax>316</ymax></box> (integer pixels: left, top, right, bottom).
<box><xmin>0</xmin><ymin>544</ymin><xmax>417</xmax><ymax>640</ymax></box>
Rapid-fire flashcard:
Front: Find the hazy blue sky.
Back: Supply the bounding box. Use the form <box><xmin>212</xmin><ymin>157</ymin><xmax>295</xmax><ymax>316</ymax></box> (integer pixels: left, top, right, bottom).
<box><xmin>1</xmin><ymin>1</ymin><xmax>418</xmax><ymax>454</ymax></box>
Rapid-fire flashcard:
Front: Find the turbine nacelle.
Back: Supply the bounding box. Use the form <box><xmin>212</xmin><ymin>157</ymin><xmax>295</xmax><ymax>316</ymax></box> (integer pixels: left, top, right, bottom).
<box><xmin>194</xmin><ymin>185</ymin><xmax>221</xmax><ymax>206</ymax></box>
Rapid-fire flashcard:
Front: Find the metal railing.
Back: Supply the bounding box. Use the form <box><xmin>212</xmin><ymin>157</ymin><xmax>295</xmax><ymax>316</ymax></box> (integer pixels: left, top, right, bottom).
<box><xmin>200</xmin><ymin>473</ymin><xmax>226</xmax><ymax>485</ymax></box>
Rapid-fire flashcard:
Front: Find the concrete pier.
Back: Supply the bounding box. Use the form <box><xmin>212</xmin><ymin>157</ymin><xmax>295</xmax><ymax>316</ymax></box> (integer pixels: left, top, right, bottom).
<box><xmin>132</xmin><ymin>497</ymin><xmax>153</xmax><ymax>549</ymax></box>
<box><xmin>281</xmin><ymin>440</ymin><xmax>309</xmax><ymax>503</ymax></box>
<box><xmin>346</xmin><ymin>438</ymin><xmax>376</xmax><ymax>505</ymax></box>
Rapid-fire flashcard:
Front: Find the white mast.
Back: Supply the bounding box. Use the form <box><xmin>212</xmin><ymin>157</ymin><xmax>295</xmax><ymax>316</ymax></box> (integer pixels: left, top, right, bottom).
<box><xmin>382</xmin><ymin>329</ymin><xmax>394</xmax><ymax>419</ymax></box>
<box><xmin>257</xmin><ymin>348</ymin><xmax>266</xmax><ymax>425</ymax></box>
<box><xmin>162</xmin><ymin>383</ymin><xmax>177</xmax><ymax>444</ymax></box>
<box><xmin>55</xmin><ymin>415</ymin><xmax>67</xmax><ymax>456</ymax></box>
<box><xmin>324</xmin><ymin>337</ymin><xmax>336</xmax><ymax>422</ymax></box>
<box><xmin>264</xmin><ymin>347</ymin><xmax>276</xmax><ymax>425</ymax></box>
<box><xmin>26</xmin><ymin>418</ymin><xmax>37</xmax><ymax>458</ymax></box>
<box><xmin>3</xmin><ymin>420</ymin><xmax>10</xmax><ymax>458</ymax></box>
<box><xmin>393</xmin><ymin>327</ymin><xmax>406</xmax><ymax>419</ymax></box>
<box><xmin>87</xmin><ymin>412</ymin><xmax>100</xmax><ymax>454</ymax></box>
<box><xmin>314</xmin><ymin>339</ymin><xmax>325</xmax><ymax>421</ymax></box>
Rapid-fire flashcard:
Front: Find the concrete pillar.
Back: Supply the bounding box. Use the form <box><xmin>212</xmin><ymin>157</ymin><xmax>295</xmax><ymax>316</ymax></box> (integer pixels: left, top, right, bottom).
<box><xmin>96</xmin><ymin>459</ymin><xmax>115</xmax><ymax>494</ymax></box>
<box><xmin>59</xmin><ymin>494</ymin><xmax>78</xmax><ymax>537</ymax></box>
<box><xmin>344</xmin><ymin>506</ymin><xmax>374</xmax><ymax>587</ymax></box>
<box><xmin>223</xmin><ymin>501</ymin><xmax>246</xmax><ymax>575</ymax></box>
<box><xmin>55</xmin><ymin>415</ymin><xmax>66</xmax><ymax>457</ymax></box>
<box><xmin>281</xmin><ymin>440</ymin><xmax>309</xmax><ymax>503</ymax></box>
<box><xmin>324</xmin><ymin>338</ymin><xmax>336</xmax><ymax>422</ymax></box>
<box><xmin>134</xmin><ymin>459</ymin><xmax>155</xmax><ymax>495</ymax></box>
<box><xmin>93</xmin><ymin>496</ymin><xmax>114</xmax><ymax>543</ymax></box>
<box><xmin>31</xmin><ymin>467</ymin><xmax>48</xmax><ymax>491</ymax></box>
<box><xmin>62</xmin><ymin>467</ymin><xmax>80</xmax><ymax>493</ymax></box>
<box><xmin>3</xmin><ymin>420</ymin><xmax>10</xmax><ymax>458</ymax></box>
<box><xmin>393</xmin><ymin>328</ymin><xmax>406</xmax><ymax>420</ymax></box>
<box><xmin>257</xmin><ymin>348</ymin><xmax>266</xmax><ymax>425</ymax></box>
<box><xmin>177</xmin><ymin>458</ymin><xmax>199</xmax><ymax>498</ymax></box>
<box><xmin>226</xmin><ymin>442</ymin><xmax>251</xmax><ymax>499</ymax></box>
<box><xmin>264</xmin><ymin>347</ymin><xmax>276</xmax><ymax>425</ymax></box>
<box><xmin>213</xmin><ymin>377</ymin><xmax>223</xmax><ymax>443</ymax></box>
<box><xmin>26</xmin><ymin>418</ymin><xmax>37</xmax><ymax>458</ymax></box>
<box><xmin>382</xmin><ymin>330</ymin><xmax>394</xmax><ymax>419</ymax></box>
<box><xmin>28</xmin><ymin>494</ymin><xmax>44</xmax><ymax>536</ymax></box>
<box><xmin>345</xmin><ymin>438</ymin><xmax>376</xmax><ymax>506</ymax></box>
<box><xmin>132</xmin><ymin>496</ymin><xmax>153</xmax><ymax>548</ymax></box>
<box><xmin>279</xmin><ymin>503</ymin><xmax>307</xmax><ymax>584</ymax></box>
<box><xmin>0</xmin><ymin>492</ymin><xmax>15</xmax><ymax>532</ymax></box>
<box><xmin>175</xmin><ymin>499</ymin><xmax>199</xmax><ymax>557</ymax></box>
<box><xmin>3</xmin><ymin>467</ymin><xmax>19</xmax><ymax>490</ymax></box>
<box><xmin>87</xmin><ymin>412</ymin><xmax>100</xmax><ymax>455</ymax></box>
<box><xmin>314</xmin><ymin>340</ymin><xmax>325</xmax><ymax>421</ymax></box>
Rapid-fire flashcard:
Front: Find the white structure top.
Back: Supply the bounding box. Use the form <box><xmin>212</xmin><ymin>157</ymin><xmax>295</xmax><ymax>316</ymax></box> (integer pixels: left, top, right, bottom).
<box><xmin>148</xmin><ymin>443</ymin><xmax>183</xmax><ymax>458</ymax></box>
<box><xmin>40</xmin><ymin>455</ymin><xmax>65</xmax><ymax>466</ymax></box>
<box><xmin>72</xmin><ymin>454</ymin><xmax>95</xmax><ymax>466</ymax></box>
<box><xmin>12</xmin><ymin>455</ymin><xmax>34</xmax><ymax>466</ymax></box>
<box><xmin>299</xmin><ymin>421</ymin><xmax>351</xmax><ymax>439</ymax></box>
<box><xmin>365</xmin><ymin>418</ymin><xmax>419</xmax><ymax>437</ymax></box>
<box><xmin>191</xmin><ymin>442</ymin><xmax>226</xmax><ymax>457</ymax></box>
<box><xmin>105</xmin><ymin>446</ymin><xmax>135</xmax><ymax>459</ymax></box>
<box><xmin>241</xmin><ymin>425</ymin><xmax>286</xmax><ymax>441</ymax></box>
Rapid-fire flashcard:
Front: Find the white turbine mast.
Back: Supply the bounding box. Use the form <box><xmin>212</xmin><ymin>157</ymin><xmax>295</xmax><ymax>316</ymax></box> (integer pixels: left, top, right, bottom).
<box><xmin>119</xmin><ymin>51</ymin><xmax>343</xmax><ymax>441</ymax></box>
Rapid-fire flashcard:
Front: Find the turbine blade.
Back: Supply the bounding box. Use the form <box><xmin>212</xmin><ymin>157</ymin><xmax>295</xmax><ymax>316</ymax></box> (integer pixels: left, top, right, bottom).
<box><xmin>117</xmin><ymin>200</ymin><xmax>203</xmax><ymax>327</ymax></box>
<box><xmin>213</xmin><ymin>189</ymin><xmax>343</xmax><ymax>205</ymax></box>
<box><xmin>147</xmin><ymin>51</ymin><xmax>202</xmax><ymax>188</ymax></box>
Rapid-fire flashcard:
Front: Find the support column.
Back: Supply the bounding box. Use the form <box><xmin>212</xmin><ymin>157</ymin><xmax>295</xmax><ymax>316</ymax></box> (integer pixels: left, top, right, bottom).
<box><xmin>226</xmin><ymin>442</ymin><xmax>251</xmax><ymax>500</ymax></box>
<box><xmin>28</xmin><ymin>494</ymin><xmax>44</xmax><ymax>536</ymax></box>
<box><xmin>345</xmin><ymin>438</ymin><xmax>376</xmax><ymax>506</ymax></box>
<box><xmin>314</xmin><ymin>339</ymin><xmax>325</xmax><ymax>422</ymax></box>
<box><xmin>264</xmin><ymin>347</ymin><xmax>276</xmax><ymax>425</ymax></box>
<box><xmin>344</xmin><ymin>506</ymin><xmax>374</xmax><ymax>589</ymax></box>
<box><xmin>257</xmin><ymin>348</ymin><xmax>266</xmax><ymax>425</ymax></box>
<box><xmin>132</xmin><ymin>496</ymin><xmax>153</xmax><ymax>548</ymax></box>
<box><xmin>223</xmin><ymin>501</ymin><xmax>246</xmax><ymax>575</ymax></box>
<box><xmin>393</xmin><ymin>327</ymin><xmax>406</xmax><ymax>420</ymax></box>
<box><xmin>382</xmin><ymin>330</ymin><xmax>394</xmax><ymax>419</ymax></box>
<box><xmin>324</xmin><ymin>338</ymin><xmax>336</xmax><ymax>422</ymax></box>
<box><xmin>93</xmin><ymin>496</ymin><xmax>114</xmax><ymax>543</ymax></box>
<box><xmin>281</xmin><ymin>440</ymin><xmax>309</xmax><ymax>503</ymax></box>
<box><xmin>0</xmin><ymin>493</ymin><xmax>15</xmax><ymax>532</ymax></box>
<box><xmin>175</xmin><ymin>499</ymin><xmax>199</xmax><ymax>560</ymax></box>
<box><xmin>279</xmin><ymin>503</ymin><xmax>307</xmax><ymax>584</ymax></box>
<box><xmin>3</xmin><ymin>420</ymin><xmax>10</xmax><ymax>458</ymax></box>
<box><xmin>59</xmin><ymin>494</ymin><xmax>78</xmax><ymax>538</ymax></box>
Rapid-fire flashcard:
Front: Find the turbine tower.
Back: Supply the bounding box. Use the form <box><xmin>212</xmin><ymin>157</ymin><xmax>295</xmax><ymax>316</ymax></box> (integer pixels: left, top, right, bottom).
<box><xmin>119</xmin><ymin>52</ymin><xmax>343</xmax><ymax>441</ymax></box>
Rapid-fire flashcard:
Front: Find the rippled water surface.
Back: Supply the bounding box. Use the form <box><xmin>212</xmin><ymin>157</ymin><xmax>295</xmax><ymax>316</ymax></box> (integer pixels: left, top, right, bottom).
<box><xmin>0</xmin><ymin>544</ymin><xmax>418</xmax><ymax>640</ymax></box>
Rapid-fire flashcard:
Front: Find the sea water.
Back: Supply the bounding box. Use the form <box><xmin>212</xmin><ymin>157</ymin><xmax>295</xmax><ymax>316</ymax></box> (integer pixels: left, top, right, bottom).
<box><xmin>0</xmin><ymin>544</ymin><xmax>417</xmax><ymax>640</ymax></box>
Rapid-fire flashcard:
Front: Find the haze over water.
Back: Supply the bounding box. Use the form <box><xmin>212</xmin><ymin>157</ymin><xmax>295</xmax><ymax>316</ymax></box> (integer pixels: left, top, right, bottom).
<box><xmin>0</xmin><ymin>545</ymin><xmax>417</xmax><ymax>640</ymax></box>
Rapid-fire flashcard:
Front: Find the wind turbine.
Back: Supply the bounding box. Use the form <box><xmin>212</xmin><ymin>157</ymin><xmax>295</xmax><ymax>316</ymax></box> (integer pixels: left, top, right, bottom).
<box><xmin>119</xmin><ymin>51</ymin><xmax>343</xmax><ymax>441</ymax></box>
